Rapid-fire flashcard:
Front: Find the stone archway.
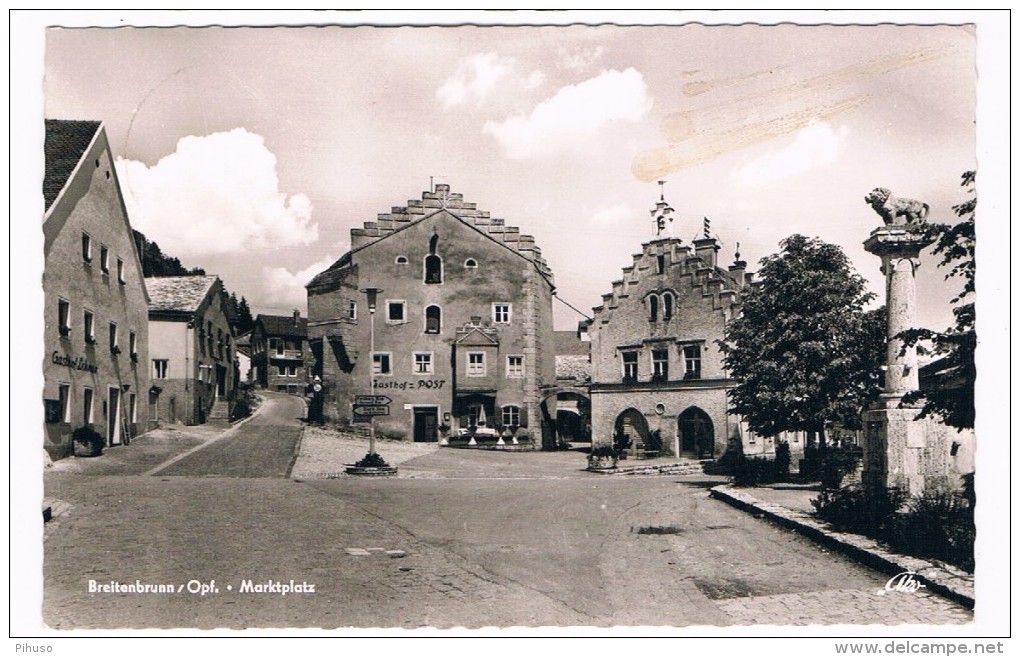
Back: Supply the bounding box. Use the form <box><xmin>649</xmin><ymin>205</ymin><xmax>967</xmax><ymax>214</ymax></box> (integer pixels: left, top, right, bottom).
<box><xmin>613</xmin><ymin>408</ymin><xmax>650</xmax><ymax>452</ymax></box>
<box><xmin>538</xmin><ymin>388</ymin><xmax>591</xmax><ymax>449</ymax></box>
<box><xmin>678</xmin><ymin>406</ymin><xmax>714</xmax><ymax>459</ymax></box>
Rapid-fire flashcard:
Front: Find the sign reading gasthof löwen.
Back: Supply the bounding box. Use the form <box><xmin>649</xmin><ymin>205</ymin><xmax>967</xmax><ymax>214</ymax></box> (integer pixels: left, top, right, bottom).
<box><xmin>373</xmin><ymin>380</ymin><xmax>446</xmax><ymax>390</ymax></box>
<box><xmin>52</xmin><ymin>351</ymin><xmax>98</xmax><ymax>374</ymax></box>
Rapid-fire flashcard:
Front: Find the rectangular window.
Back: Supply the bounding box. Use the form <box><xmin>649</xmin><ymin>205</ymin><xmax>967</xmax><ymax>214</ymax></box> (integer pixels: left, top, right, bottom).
<box><xmin>58</xmin><ymin>383</ymin><xmax>71</xmax><ymax>423</ymax></box>
<box><xmin>117</xmin><ymin>257</ymin><xmax>125</xmax><ymax>284</ymax></box>
<box><xmin>652</xmin><ymin>349</ymin><xmax>669</xmax><ymax>381</ymax></box>
<box><xmin>506</xmin><ymin>355</ymin><xmax>524</xmax><ymax>379</ymax></box>
<box><xmin>270</xmin><ymin>338</ymin><xmax>283</xmax><ymax>356</ymax></box>
<box><xmin>109</xmin><ymin>322</ymin><xmax>119</xmax><ymax>352</ymax></box>
<box><xmin>129</xmin><ymin>393</ymin><xmax>137</xmax><ymax>424</ymax></box>
<box><xmin>277</xmin><ymin>365</ymin><xmax>297</xmax><ymax>377</ymax></box>
<box><xmin>502</xmin><ymin>405</ymin><xmax>521</xmax><ymax>427</ymax></box>
<box><xmin>656</xmin><ymin>254</ymin><xmax>665</xmax><ymax>274</ymax></box>
<box><xmin>58</xmin><ymin>299</ymin><xmax>71</xmax><ymax>337</ymax></box>
<box><xmin>153</xmin><ymin>359</ymin><xmax>168</xmax><ymax>379</ymax></box>
<box><xmin>100</xmin><ymin>245</ymin><xmax>110</xmax><ymax>273</ymax></box>
<box><xmin>683</xmin><ymin>345</ymin><xmax>702</xmax><ymax>380</ymax></box>
<box><xmin>83</xmin><ymin>310</ymin><xmax>95</xmax><ymax>344</ymax></box>
<box><xmin>387</xmin><ymin>301</ymin><xmax>406</xmax><ymax>323</ymax></box>
<box><xmin>622</xmin><ymin>351</ymin><xmax>638</xmax><ymax>382</ymax></box>
<box><xmin>82</xmin><ymin>232</ymin><xmax>92</xmax><ymax>262</ymax></box>
<box><xmin>372</xmin><ymin>352</ymin><xmax>391</xmax><ymax>375</ymax></box>
<box><xmin>413</xmin><ymin>352</ymin><xmax>433</xmax><ymax>375</ymax></box>
<box><xmin>129</xmin><ymin>331</ymin><xmax>137</xmax><ymax>360</ymax></box>
<box><xmin>467</xmin><ymin>352</ymin><xmax>485</xmax><ymax>376</ymax></box>
<box><xmin>349</xmin><ymin>300</ymin><xmax>357</xmax><ymax>321</ymax></box>
<box><xmin>492</xmin><ymin>303</ymin><xmax>511</xmax><ymax>324</ymax></box>
<box><xmin>83</xmin><ymin>387</ymin><xmax>94</xmax><ymax>424</ymax></box>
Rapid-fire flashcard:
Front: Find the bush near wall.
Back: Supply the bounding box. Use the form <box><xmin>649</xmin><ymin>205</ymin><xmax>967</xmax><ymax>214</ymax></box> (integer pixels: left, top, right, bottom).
<box><xmin>812</xmin><ymin>482</ymin><xmax>975</xmax><ymax>573</ymax></box>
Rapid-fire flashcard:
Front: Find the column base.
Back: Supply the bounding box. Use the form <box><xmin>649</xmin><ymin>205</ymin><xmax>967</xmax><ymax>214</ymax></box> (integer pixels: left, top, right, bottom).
<box><xmin>861</xmin><ymin>397</ymin><xmax>959</xmax><ymax>496</ymax></box>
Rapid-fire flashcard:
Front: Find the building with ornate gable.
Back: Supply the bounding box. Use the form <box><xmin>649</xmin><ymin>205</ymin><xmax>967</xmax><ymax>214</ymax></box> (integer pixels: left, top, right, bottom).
<box><xmin>582</xmin><ymin>197</ymin><xmax>774</xmax><ymax>459</ymax></box>
<box><xmin>306</xmin><ymin>184</ymin><xmax>562</xmax><ymax>447</ymax></box>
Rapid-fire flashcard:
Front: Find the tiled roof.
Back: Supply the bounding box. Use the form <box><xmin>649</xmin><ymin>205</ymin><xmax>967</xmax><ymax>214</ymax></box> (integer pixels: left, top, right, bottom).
<box><xmin>44</xmin><ymin>119</ymin><xmax>101</xmax><ymax>211</ymax></box>
<box><xmin>256</xmin><ymin>314</ymin><xmax>308</xmax><ymax>338</ymax></box>
<box><xmin>553</xmin><ymin>330</ymin><xmax>589</xmax><ymax>356</ymax></box>
<box><xmin>146</xmin><ymin>275</ymin><xmax>219</xmax><ymax>313</ymax></box>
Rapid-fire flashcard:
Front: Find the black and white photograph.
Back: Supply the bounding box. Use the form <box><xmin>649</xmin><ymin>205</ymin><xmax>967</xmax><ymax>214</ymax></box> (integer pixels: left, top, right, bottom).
<box><xmin>11</xmin><ymin>8</ymin><xmax>1010</xmax><ymax>649</ymax></box>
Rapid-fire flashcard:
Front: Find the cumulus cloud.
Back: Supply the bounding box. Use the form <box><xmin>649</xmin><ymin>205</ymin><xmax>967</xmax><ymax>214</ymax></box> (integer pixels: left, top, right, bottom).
<box><xmin>483</xmin><ymin>68</ymin><xmax>652</xmax><ymax>159</ymax></box>
<box><xmin>591</xmin><ymin>202</ymin><xmax>632</xmax><ymax>224</ymax></box>
<box><xmin>262</xmin><ymin>255</ymin><xmax>339</xmax><ymax>311</ymax></box>
<box><xmin>732</xmin><ymin>122</ymin><xmax>848</xmax><ymax>188</ymax></box>
<box><xmin>116</xmin><ymin>128</ymin><xmax>317</xmax><ymax>257</ymax></box>
<box><xmin>436</xmin><ymin>53</ymin><xmax>516</xmax><ymax>109</ymax></box>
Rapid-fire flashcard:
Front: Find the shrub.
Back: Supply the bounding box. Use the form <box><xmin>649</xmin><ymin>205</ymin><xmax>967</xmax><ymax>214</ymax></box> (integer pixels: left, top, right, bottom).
<box><xmin>885</xmin><ymin>490</ymin><xmax>975</xmax><ymax>573</ymax></box>
<box><xmin>354</xmin><ymin>452</ymin><xmax>390</xmax><ymax>468</ymax></box>
<box><xmin>72</xmin><ymin>426</ymin><xmax>105</xmax><ymax>456</ymax></box>
<box><xmin>811</xmin><ymin>485</ymin><xmax>908</xmax><ymax>535</ymax></box>
<box><xmin>730</xmin><ymin>455</ymin><xmax>776</xmax><ymax>487</ymax></box>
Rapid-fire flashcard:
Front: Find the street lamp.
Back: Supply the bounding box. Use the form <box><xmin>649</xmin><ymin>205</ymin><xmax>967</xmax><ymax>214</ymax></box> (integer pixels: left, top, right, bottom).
<box><xmin>361</xmin><ymin>287</ymin><xmax>383</xmax><ymax>456</ymax></box>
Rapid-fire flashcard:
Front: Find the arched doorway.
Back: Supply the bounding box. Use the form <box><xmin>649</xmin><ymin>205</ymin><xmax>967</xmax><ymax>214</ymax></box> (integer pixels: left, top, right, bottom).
<box><xmin>613</xmin><ymin>408</ymin><xmax>650</xmax><ymax>452</ymax></box>
<box><xmin>678</xmin><ymin>407</ymin><xmax>714</xmax><ymax>459</ymax></box>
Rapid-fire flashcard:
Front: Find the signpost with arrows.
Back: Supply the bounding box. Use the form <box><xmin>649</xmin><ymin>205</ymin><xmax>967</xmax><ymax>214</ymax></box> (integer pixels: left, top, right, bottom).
<box><xmin>353</xmin><ymin>395</ymin><xmax>391</xmax><ymax>418</ymax></box>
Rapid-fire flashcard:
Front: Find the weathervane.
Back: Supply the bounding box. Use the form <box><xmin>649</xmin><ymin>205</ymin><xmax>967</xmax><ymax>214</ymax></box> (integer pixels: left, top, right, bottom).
<box><xmin>650</xmin><ymin>180</ymin><xmax>675</xmax><ymax>237</ymax></box>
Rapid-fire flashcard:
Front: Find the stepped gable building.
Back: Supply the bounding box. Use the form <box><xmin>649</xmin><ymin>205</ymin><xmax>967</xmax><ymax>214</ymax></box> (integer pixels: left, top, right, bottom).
<box><xmin>584</xmin><ymin>212</ymin><xmax>756</xmax><ymax>460</ymax></box>
<box><xmin>146</xmin><ymin>275</ymin><xmax>236</xmax><ymax>426</ymax></box>
<box><xmin>251</xmin><ymin>311</ymin><xmax>311</xmax><ymax>393</ymax></box>
<box><xmin>306</xmin><ymin>184</ymin><xmax>561</xmax><ymax>447</ymax></box>
<box><xmin>43</xmin><ymin>119</ymin><xmax>151</xmax><ymax>459</ymax></box>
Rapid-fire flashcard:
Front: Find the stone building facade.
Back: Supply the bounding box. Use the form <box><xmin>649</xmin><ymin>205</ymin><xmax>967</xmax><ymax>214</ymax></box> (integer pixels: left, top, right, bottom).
<box><xmin>146</xmin><ymin>275</ymin><xmax>236</xmax><ymax>426</ymax></box>
<box><xmin>585</xmin><ymin>234</ymin><xmax>754</xmax><ymax>459</ymax></box>
<box><xmin>42</xmin><ymin>120</ymin><xmax>151</xmax><ymax>459</ymax></box>
<box><xmin>251</xmin><ymin>311</ymin><xmax>311</xmax><ymax>394</ymax></box>
<box><xmin>306</xmin><ymin>184</ymin><xmax>559</xmax><ymax>447</ymax></box>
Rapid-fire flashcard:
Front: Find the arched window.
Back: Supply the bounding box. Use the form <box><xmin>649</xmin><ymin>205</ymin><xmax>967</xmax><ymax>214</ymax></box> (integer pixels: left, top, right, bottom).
<box><xmin>424</xmin><ymin>255</ymin><xmax>442</xmax><ymax>284</ymax></box>
<box><xmin>464</xmin><ymin>258</ymin><xmax>478</xmax><ymax>268</ymax></box>
<box><xmin>425</xmin><ymin>305</ymin><xmax>441</xmax><ymax>334</ymax></box>
<box><xmin>648</xmin><ymin>294</ymin><xmax>659</xmax><ymax>322</ymax></box>
<box><xmin>662</xmin><ymin>292</ymin><xmax>673</xmax><ymax>320</ymax></box>
<box><xmin>395</xmin><ymin>256</ymin><xmax>408</xmax><ymax>265</ymax></box>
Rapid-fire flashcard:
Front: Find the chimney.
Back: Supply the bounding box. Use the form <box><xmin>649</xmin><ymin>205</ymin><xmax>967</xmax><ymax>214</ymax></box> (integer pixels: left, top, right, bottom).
<box><xmin>693</xmin><ymin>236</ymin><xmax>720</xmax><ymax>269</ymax></box>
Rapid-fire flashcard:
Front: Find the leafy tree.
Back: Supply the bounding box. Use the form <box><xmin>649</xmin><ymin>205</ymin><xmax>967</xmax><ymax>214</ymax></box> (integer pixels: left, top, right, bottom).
<box><xmin>719</xmin><ymin>235</ymin><xmax>885</xmax><ymax>444</ymax></box>
<box><xmin>899</xmin><ymin>171</ymin><xmax>976</xmax><ymax>429</ymax></box>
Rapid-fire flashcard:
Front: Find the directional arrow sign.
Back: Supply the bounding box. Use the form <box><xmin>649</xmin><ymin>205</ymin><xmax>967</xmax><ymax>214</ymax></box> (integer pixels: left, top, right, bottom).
<box><xmin>353</xmin><ymin>405</ymin><xmax>390</xmax><ymax>416</ymax></box>
<box><xmin>354</xmin><ymin>395</ymin><xmax>392</xmax><ymax>406</ymax></box>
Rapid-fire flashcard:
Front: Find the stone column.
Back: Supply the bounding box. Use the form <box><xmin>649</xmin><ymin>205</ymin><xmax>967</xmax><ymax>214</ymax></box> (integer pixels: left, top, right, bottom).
<box><xmin>861</xmin><ymin>225</ymin><xmax>950</xmax><ymax>495</ymax></box>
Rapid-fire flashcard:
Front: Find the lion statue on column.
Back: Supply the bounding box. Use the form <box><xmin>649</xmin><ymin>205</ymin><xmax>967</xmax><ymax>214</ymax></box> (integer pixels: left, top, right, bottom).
<box><xmin>864</xmin><ymin>188</ymin><xmax>930</xmax><ymax>225</ymax></box>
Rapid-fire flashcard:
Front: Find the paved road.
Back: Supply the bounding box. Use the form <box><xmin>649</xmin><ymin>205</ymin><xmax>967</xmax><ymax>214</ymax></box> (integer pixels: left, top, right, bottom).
<box><xmin>154</xmin><ymin>393</ymin><xmax>305</xmax><ymax>478</ymax></box>
<box><xmin>42</xmin><ymin>402</ymin><xmax>972</xmax><ymax>630</ymax></box>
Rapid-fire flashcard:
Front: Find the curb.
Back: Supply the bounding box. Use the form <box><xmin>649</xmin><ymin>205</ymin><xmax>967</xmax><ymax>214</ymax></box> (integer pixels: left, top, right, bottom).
<box><xmin>709</xmin><ymin>484</ymin><xmax>974</xmax><ymax>610</ymax></box>
<box><xmin>587</xmin><ymin>461</ymin><xmax>708</xmax><ymax>476</ymax></box>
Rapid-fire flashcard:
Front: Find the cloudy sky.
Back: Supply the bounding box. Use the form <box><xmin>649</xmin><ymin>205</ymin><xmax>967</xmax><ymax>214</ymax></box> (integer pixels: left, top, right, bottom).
<box><xmin>32</xmin><ymin>12</ymin><xmax>995</xmax><ymax>334</ymax></box>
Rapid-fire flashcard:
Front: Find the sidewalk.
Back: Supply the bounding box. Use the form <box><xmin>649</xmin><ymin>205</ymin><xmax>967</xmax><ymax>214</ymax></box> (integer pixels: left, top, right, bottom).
<box><xmin>710</xmin><ymin>483</ymin><xmax>975</xmax><ymax>609</ymax></box>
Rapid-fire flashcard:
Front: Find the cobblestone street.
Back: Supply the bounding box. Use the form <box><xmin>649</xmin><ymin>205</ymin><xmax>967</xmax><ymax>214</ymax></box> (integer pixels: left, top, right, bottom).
<box><xmin>42</xmin><ymin>394</ymin><xmax>973</xmax><ymax>630</ymax></box>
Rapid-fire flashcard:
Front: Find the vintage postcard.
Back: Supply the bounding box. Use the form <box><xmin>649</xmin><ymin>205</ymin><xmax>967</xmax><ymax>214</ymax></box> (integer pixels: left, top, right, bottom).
<box><xmin>11</xmin><ymin>9</ymin><xmax>1010</xmax><ymax>648</ymax></box>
